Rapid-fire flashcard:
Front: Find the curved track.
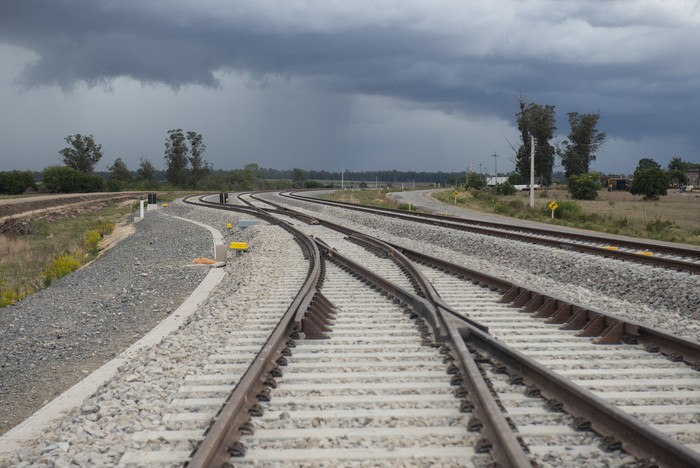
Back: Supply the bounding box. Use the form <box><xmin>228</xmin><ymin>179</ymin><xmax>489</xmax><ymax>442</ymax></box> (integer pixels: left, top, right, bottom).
<box><xmin>177</xmin><ymin>193</ymin><xmax>700</xmax><ymax>467</ymax></box>
<box><xmin>284</xmin><ymin>191</ymin><xmax>700</xmax><ymax>274</ymax></box>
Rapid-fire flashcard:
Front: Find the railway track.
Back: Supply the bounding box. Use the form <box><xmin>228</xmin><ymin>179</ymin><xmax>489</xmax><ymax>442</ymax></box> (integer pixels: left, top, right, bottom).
<box><xmin>182</xmin><ymin>194</ymin><xmax>700</xmax><ymax>466</ymax></box>
<box><xmin>281</xmin><ymin>190</ymin><xmax>700</xmax><ymax>274</ymax></box>
<box><xmin>6</xmin><ymin>193</ymin><xmax>698</xmax><ymax>467</ymax></box>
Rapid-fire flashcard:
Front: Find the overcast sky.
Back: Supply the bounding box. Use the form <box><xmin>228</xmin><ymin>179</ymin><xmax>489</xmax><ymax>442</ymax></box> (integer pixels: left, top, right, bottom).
<box><xmin>1</xmin><ymin>0</ymin><xmax>698</xmax><ymax>176</ymax></box>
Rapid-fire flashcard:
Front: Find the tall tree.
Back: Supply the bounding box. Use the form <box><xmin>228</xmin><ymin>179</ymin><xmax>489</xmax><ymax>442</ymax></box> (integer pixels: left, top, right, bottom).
<box><xmin>59</xmin><ymin>134</ymin><xmax>103</xmax><ymax>173</ymax></box>
<box><xmin>164</xmin><ymin>129</ymin><xmax>189</xmax><ymax>186</ymax></box>
<box><xmin>515</xmin><ymin>99</ymin><xmax>556</xmax><ymax>185</ymax></box>
<box><xmin>186</xmin><ymin>131</ymin><xmax>211</xmax><ymax>187</ymax></box>
<box><xmin>108</xmin><ymin>157</ymin><xmax>133</xmax><ymax>182</ymax></box>
<box><xmin>667</xmin><ymin>157</ymin><xmax>688</xmax><ymax>172</ymax></box>
<box><xmin>291</xmin><ymin>168</ymin><xmax>306</xmax><ymax>188</ymax></box>
<box><xmin>559</xmin><ymin>112</ymin><xmax>606</xmax><ymax>178</ymax></box>
<box><xmin>136</xmin><ymin>156</ymin><xmax>157</xmax><ymax>182</ymax></box>
<box><xmin>634</xmin><ymin>158</ymin><xmax>661</xmax><ymax>175</ymax></box>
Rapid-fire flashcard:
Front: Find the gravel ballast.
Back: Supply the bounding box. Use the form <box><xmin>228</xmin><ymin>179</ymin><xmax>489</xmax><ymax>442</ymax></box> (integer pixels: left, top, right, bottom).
<box><xmin>1</xmin><ymin>194</ymin><xmax>699</xmax><ymax>466</ymax></box>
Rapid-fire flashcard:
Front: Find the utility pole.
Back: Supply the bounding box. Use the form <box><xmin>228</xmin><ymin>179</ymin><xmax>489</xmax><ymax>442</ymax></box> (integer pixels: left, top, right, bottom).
<box><xmin>479</xmin><ymin>163</ymin><xmax>482</xmax><ymax>175</ymax></box>
<box><xmin>492</xmin><ymin>152</ymin><xmax>499</xmax><ymax>184</ymax></box>
<box><xmin>341</xmin><ymin>167</ymin><xmax>344</xmax><ymax>190</ymax></box>
<box><xmin>529</xmin><ymin>136</ymin><xmax>535</xmax><ymax>208</ymax></box>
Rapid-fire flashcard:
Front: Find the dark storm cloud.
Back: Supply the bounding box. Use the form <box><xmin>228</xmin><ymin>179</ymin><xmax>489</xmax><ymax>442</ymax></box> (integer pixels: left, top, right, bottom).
<box><xmin>1</xmin><ymin>0</ymin><xmax>699</xmax><ymax>164</ymax></box>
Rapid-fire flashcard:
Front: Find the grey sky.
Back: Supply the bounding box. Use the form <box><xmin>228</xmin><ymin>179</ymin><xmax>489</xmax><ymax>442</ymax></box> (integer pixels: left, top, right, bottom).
<box><xmin>1</xmin><ymin>0</ymin><xmax>698</xmax><ymax>175</ymax></box>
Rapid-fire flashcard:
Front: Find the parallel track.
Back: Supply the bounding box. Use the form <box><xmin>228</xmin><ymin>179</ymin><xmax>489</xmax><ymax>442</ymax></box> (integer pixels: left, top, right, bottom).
<box><xmin>115</xmin><ymin>194</ymin><xmax>700</xmax><ymax>467</ymax></box>
<box><xmin>282</xmin><ymin>191</ymin><xmax>700</xmax><ymax>274</ymax></box>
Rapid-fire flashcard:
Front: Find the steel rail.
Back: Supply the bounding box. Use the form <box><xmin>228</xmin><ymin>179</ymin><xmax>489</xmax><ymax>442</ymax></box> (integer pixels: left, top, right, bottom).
<box><xmin>184</xmin><ymin>196</ymin><xmax>326</xmax><ymax>467</ymax></box>
<box><xmin>186</xmin><ymin>194</ymin><xmax>700</xmax><ymax>466</ymax></box>
<box><xmin>314</xmin><ymin>205</ymin><xmax>700</xmax><ymax>467</ymax></box>
<box><xmin>457</xmin><ymin>322</ymin><xmax>700</xmax><ymax>468</ymax></box>
<box><xmin>389</xmin><ymin>241</ymin><xmax>700</xmax><ymax>368</ymax></box>
<box><xmin>321</xmin><ymin>226</ymin><xmax>700</xmax><ymax>467</ymax></box>
<box><xmin>249</xmin><ymin>192</ymin><xmax>700</xmax><ymax>367</ymax></box>
<box><xmin>317</xmin><ymin>238</ymin><xmax>533</xmax><ymax>468</ymax></box>
<box><xmin>282</xmin><ymin>191</ymin><xmax>700</xmax><ymax>274</ymax></box>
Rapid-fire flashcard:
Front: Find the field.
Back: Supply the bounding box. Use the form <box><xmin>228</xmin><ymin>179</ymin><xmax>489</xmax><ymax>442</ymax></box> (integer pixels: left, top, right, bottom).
<box><xmin>435</xmin><ymin>188</ymin><xmax>700</xmax><ymax>245</ymax></box>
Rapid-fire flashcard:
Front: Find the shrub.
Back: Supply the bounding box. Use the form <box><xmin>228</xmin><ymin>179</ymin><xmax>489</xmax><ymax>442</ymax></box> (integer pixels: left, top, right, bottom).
<box><xmin>84</xmin><ymin>229</ymin><xmax>103</xmax><ymax>255</ymax></box>
<box><xmin>42</xmin><ymin>166</ymin><xmax>106</xmax><ymax>193</ymax></box>
<box><xmin>646</xmin><ymin>219</ymin><xmax>679</xmax><ymax>234</ymax></box>
<box><xmin>508</xmin><ymin>173</ymin><xmax>524</xmax><ymax>185</ymax></box>
<box><xmin>493</xmin><ymin>182</ymin><xmax>516</xmax><ymax>196</ymax></box>
<box><xmin>630</xmin><ymin>168</ymin><xmax>670</xmax><ymax>200</ymax></box>
<box><xmin>567</xmin><ymin>173</ymin><xmax>600</xmax><ymax>200</ymax></box>
<box><xmin>466</xmin><ymin>173</ymin><xmax>486</xmax><ymax>190</ymax></box>
<box><xmin>0</xmin><ymin>281</ymin><xmax>34</xmax><ymax>307</ymax></box>
<box><xmin>41</xmin><ymin>253</ymin><xmax>81</xmax><ymax>286</ymax></box>
<box><xmin>545</xmin><ymin>200</ymin><xmax>582</xmax><ymax>220</ymax></box>
<box><xmin>0</xmin><ymin>170</ymin><xmax>36</xmax><ymax>195</ymax></box>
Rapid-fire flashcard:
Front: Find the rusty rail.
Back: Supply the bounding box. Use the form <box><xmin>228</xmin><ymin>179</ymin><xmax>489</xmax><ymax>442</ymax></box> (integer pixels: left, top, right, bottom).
<box><xmin>185</xmin><ymin>197</ymin><xmax>329</xmax><ymax>467</ymax></box>
<box><xmin>318</xmin><ymin>236</ymin><xmax>534</xmax><ymax>467</ymax></box>
<box><xmin>457</xmin><ymin>322</ymin><xmax>700</xmax><ymax>468</ymax></box>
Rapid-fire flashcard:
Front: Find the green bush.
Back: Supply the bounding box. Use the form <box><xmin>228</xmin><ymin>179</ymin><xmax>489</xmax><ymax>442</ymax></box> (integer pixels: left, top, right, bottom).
<box><xmin>41</xmin><ymin>253</ymin><xmax>81</xmax><ymax>286</ymax></box>
<box><xmin>493</xmin><ymin>182</ymin><xmax>516</xmax><ymax>196</ymax></box>
<box><xmin>646</xmin><ymin>219</ymin><xmax>678</xmax><ymax>234</ymax></box>
<box><xmin>466</xmin><ymin>173</ymin><xmax>486</xmax><ymax>190</ymax></box>
<box><xmin>544</xmin><ymin>200</ymin><xmax>582</xmax><ymax>220</ymax></box>
<box><xmin>0</xmin><ymin>281</ymin><xmax>34</xmax><ymax>307</ymax></box>
<box><xmin>0</xmin><ymin>170</ymin><xmax>36</xmax><ymax>195</ymax></box>
<box><xmin>508</xmin><ymin>173</ymin><xmax>524</xmax><ymax>185</ymax></box>
<box><xmin>83</xmin><ymin>229</ymin><xmax>103</xmax><ymax>255</ymax></box>
<box><xmin>42</xmin><ymin>166</ymin><xmax>106</xmax><ymax>193</ymax></box>
<box><xmin>630</xmin><ymin>168</ymin><xmax>670</xmax><ymax>200</ymax></box>
<box><xmin>567</xmin><ymin>173</ymin><xmax>600</xmax><ymax>200</ymax></box>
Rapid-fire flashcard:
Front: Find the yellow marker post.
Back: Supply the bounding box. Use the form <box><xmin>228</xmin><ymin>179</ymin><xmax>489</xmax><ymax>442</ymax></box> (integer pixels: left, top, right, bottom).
<box><xmin>226</xmin><ymin>223</ymin><xmax>232</xmax><ymax>229</ymax></box>
<box><xmin>229</xmin><ymin>241</ymin><xmax>249</xmax><ymax>258</ymax></box>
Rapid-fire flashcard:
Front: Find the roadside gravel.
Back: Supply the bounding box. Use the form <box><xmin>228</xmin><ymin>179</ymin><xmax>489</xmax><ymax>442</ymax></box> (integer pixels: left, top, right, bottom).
<box><xmin>0</xmin><ymin>204</ymin><xmax>219</xmax><ymax>435</ymax></box>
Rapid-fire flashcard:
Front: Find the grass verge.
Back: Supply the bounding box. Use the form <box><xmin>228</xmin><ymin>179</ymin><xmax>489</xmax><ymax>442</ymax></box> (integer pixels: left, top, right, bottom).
<box><xmin>431</xmin><ymin>189</ymin><xmax>700</xmax><ymax>245</ymax></box>
<box><xmin>0</xmin><ymin>201</ymin><xmax>137</xmax><ymax>308</ymax></box>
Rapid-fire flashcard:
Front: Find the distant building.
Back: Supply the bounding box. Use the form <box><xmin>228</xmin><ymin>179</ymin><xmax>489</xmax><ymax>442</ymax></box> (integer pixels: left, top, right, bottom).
<box><xmin>685</xmin><ymin>169</ymin><xmax>700</xmax><ymax>186</ymax></box>
<box><xmin>485</xmin><ymin>176</ymin><xmax>509</xmax><ymax>186</ymax></box>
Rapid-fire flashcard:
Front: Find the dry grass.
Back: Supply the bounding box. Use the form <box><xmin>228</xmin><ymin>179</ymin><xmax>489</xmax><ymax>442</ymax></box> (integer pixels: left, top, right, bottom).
<box><xmin>560</xmin><ymin>190</ymin><xmax>700</xmax><ymax>232</ymax></box>
<box><xmin>433</xmin><ymin>188</ymin><xmax>700</xmax><ymax>245</ymax></box>
<box><xmin>0</xmin><ymin>202</ymin><xmax>136</xmax><ymax>307</ymax></box>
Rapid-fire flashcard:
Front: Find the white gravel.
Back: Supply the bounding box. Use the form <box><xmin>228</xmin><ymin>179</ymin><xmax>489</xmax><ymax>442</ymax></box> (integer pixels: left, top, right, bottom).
<box><xmin>263</xmin><ymin>192</ymin><xmax>700</xmax><ymax>341</ymax></box>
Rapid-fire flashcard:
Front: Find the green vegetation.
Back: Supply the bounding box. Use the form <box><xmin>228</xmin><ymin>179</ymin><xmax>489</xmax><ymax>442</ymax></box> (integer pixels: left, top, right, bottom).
<box><xmin>40</xmin><ymin>253</ymin><xmax>82</xmax><ymax>287</ymax></box>
<box><xmin>43</xmin><ymin>166</ymin><xmax>106</xmax><ymax>193</ymax></box>
<box><xmin>323</xmin><ymin>188</ymin><xmax>405</xmax><ymax>209</ymax></box>
<box><xmin>0</xmin><ymin>205</ymin><xmax>124</xmax><ymax>308</ymax></box>
<box><xmin>430</xmin><ymin>189</ymin><xmax>700</xmax><ymax>245</ymax></box>
<box><xmin>567</xmin><ymin>173</ymin><xmax>602</xmax><ymax>200</ymax></box>
<box><xmin>0</xmin><ymin>171</ymin><xmax>37</xmax><ymax>195</ymax></box>
<box><xmin>59</xmin><ymin>134</ymin><xmax>103</xmax><ymax>174</ymax></box>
